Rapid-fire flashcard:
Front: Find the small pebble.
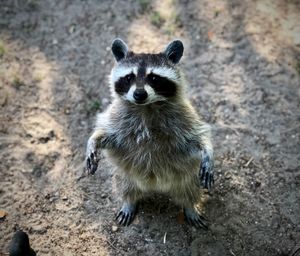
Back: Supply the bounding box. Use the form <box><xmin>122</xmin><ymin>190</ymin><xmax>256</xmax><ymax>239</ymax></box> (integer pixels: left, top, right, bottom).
<box><xmin>224</xmin><ymin>171</ymin><xmax>231</xmax><ymax>180</ymax></box>
<box><xmin>64</xmin><ymin>108</ymin><xmax>70</xmax><ymax>115</ymax></box>
<box><xmin>100</xmin><ymin>193</ymin><xmax>107</xmax><ymax>198</ymax></box>
<box><xmin>112</xmin><ymin>225</ymin><xmax>118</xmax><ymax>232</ymax></box>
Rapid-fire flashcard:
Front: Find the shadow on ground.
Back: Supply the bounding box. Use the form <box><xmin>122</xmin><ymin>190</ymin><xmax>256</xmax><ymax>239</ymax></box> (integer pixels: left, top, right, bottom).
<box><xmin>0</xmin><ymin>0</ymin><xmax>299</xmax><ymax>255</ymax></box>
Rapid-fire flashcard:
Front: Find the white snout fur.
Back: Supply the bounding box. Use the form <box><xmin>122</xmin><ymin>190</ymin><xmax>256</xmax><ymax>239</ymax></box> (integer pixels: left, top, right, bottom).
<box><xmin>123</xmin><ymin>84</ymin><xmax>166</xmax><ymax>104</ymax></box>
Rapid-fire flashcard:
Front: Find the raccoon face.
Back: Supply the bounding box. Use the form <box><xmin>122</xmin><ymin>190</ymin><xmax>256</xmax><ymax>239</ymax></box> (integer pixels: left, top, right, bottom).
<box><xmin>110</xmin><ymin>39</ymin><xmax>184</xmax><ymax>105</ymax></box>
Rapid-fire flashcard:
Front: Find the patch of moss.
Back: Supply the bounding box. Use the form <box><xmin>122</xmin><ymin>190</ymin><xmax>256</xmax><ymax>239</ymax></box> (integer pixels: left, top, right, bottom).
<box><xmin>164</xmin><ymin>13</ymin><xmax>183</xmax><ymax>35</ymax></box>
<box><xmin>150</xmin><ymin>11</ymin><xmax>164</xmax><ymax>28</ymax></box>
<box><xmin>85</xmin><ymin>100</ymin><xmax>101</xmax><ymax>114</ymax></box>
<box><xmin>139</xmin><ymin>0</ymin><xmax>151</xmax><ymax>13</ymax></box>
<box><xmin>12</xmin><ymin>74</ymin><xmax>25</xmax><ymax>88</ymax></box>
<box><xmin>214</xmin><ymin>10</ymin><xmax>220</xmax><ymax>18</ymax></box>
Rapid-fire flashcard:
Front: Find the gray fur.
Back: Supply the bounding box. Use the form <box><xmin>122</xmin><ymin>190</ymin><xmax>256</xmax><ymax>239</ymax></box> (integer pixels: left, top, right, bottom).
<box><xmin>86</xmin><ymin>40</ymin><xmax>214</xmax><ymax>228</ymax></box>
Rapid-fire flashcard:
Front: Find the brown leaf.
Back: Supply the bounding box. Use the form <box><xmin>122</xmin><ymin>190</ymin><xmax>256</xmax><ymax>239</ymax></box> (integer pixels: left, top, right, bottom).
<box><xmin>0</xmin><ymin>209</ymin><xmax>7</xmax><ymax>220</ymax></box>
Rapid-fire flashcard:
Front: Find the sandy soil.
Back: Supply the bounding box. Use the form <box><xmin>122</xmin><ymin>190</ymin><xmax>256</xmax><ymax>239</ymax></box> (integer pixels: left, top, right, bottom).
<box><xmin>0</xmin><ymin>0</ymin><xmax>299</xmax><ymax>255</ymax></box>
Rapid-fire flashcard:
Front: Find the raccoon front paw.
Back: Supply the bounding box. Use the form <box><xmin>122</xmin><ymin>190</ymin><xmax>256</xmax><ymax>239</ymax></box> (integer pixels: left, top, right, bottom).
<box><xmin>184</xmin><ymin>207</ymin><xmax>209</xmax><ymax>230</ymax></box>
<box><xmin>86</xmin><ymin>139</ymin><xmax>99</xmax><ymax>175</ymax></box>
<box><xmin>115</xmin><ymin>202</ymin><xmax>137</xmax><ymax>226</ymax></box>
<box><xmin>199</xmin><ymin>150</ymin><xmax>214</xmax><ymax>190</ymax></box>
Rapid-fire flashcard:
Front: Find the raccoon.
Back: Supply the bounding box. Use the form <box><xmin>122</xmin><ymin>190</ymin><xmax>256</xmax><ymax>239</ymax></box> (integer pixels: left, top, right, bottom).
<box><xmin>86</xmin><ymin>39</ymin><xmax>214</xmax><ymax>229</ymax></box>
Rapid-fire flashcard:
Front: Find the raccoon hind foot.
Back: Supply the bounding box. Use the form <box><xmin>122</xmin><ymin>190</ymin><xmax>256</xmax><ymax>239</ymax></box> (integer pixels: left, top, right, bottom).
<box><xmin>184</xmin><ymin>207</ymin><xmax>209</xmax><ymax>230</ymax></box>
<box><xmin>116</xmin><ymin>202</ymin><xmax>137</xmax><ymax>226</ymax></box>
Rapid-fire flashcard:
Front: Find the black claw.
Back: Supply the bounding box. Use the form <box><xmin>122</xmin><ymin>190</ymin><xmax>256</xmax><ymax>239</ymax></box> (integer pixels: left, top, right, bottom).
<box><xmin>200</xmin><ymin>168</ymin><xmax>205</xmax><ymax>180</ymax></box>
<box><xmin>86</xmin><ymin>158</ymin><xmax>91</xmax><ymax>170</ymax></box>
<box><xmin>115</xmin><ymin>211</ymin><xmax>122</xmax><ymax>220</ymax></box>
<box><xmin>91</xmin><ymin>162</ymin><xmax>98</xmax><ymax>174</ymax></box>
<box><xmin>123</xmin><ymin>214</ymin><xmax>129</xmax><ymax>226</ymax></box>
<box><xmin>193</xmin><ymin>218</ymin><xmax>200</xmax><ymax>228</ymax></box>
<box><xmin>198</xmin><ymin>221</ymin><xmax>208</xmax><ymax>230</ymax></box>
<box><xmin>115</xmin><ymin>203</ymin><xmax>137</xmax><ymax>226</ymax></box>
<box><xmin>194</xmin><ymin>217</ymin><xmax>208</xmax><ymax>229</ymax></box>
<box><xmin>116</xmin><ymin>211</ymin><xmax>131</xmax><ymax>226</ymax></box>
<box><xmin>205</xmin><ymin>172</ymin><xmax>209</xmax><ymax>188</ymax></box>
<box><xmin>125</xmin><ymin>217</ymin><xmax>131</xmax><ymax>226</ymax></box>
<box><xmin>125</xmin><ymin>214</ymin><xmax>131</xmax><ymax>226</ymax></box>
<box><xmin>119</xmin><ymin>213</ymin><xmax>125</xmax><ymax>225</ymax></box>
<box><xmin>184</xmin><ymin>208</ymin><xmax>209</xmax><ymax>230</ymax></box>
<box><xmin>200</xmin><ymin>214</ymin><xmax>209</xmax><ymax>222</ymax></box>
<box><xmin>117</xmin><ymin>213</ymin><xmax>123</xmax><ymax>224</ymax></box>
<box><xmin>195</xmin><ymin>216</ymin><xmax>208</xmax><ymax>230</ymax></box>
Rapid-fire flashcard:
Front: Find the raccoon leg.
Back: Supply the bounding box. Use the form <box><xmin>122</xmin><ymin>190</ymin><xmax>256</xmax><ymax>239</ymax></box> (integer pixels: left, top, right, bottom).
<box><xmin>172</xmin><ymin>182</ymin><xmax>209</xmax><ymax>229</ymax></box>
<box><xmin>86</xmin><ymin>130</ymin><xmax>112</xmax><ymax>175</ymax></box>
<box><xmin>116</xmin><ymin>178</ymin><xmax>141</xmax><ymax>226</ymax></box>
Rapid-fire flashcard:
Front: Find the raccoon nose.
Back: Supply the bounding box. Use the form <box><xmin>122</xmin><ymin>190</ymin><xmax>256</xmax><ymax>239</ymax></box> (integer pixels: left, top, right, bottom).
<box><xmin>133</xmin><ymin>89</ymin><xmax>148</xmax><ymax>102</ymax></box>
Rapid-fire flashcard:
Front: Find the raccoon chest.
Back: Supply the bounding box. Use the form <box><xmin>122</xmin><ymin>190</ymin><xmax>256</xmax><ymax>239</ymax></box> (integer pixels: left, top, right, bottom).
<box><xmin>120</xmin><ymin>123</ymin><xmax>164</xmax><ymax>145</ymax></box>
<box><xmin>133</xmin><ymin>126</ymin><xmax>151</xmax><ymax>144</ymax></box>
<box><xmin>109</xmin><ymin>134</ymin><xmax>196</xmax><ymax>171</ymax></box>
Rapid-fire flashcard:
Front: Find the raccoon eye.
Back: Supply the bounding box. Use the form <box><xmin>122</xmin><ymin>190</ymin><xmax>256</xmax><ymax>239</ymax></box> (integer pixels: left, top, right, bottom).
<box><xmin>148</xmin><ymin>74</ymin><xmax>158</xmax><ymax>82</ymax></box>
<box><xmin>125</xmin><ymin>73</ymin><xmax>134</xmax><ymax>82</ymax></box>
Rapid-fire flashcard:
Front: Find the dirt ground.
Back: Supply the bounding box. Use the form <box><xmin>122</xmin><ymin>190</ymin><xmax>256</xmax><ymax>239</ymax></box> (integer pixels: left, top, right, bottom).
<box><xmin>0</xmin><ymin>0</ymin><xmax>299</xmax><ymax>255</ymax></box>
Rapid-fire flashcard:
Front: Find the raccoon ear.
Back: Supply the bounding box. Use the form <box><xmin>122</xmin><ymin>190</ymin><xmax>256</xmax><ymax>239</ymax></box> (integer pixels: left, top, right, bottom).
<box><xmin>112</xmin><ymin>38</ymin><xmax>128</xmax><ymax>62</ymax></box>
<box><xmin>164</xmin><ymin>40</ymin><xmax>184</xmax><ymax>64</ymax></box>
